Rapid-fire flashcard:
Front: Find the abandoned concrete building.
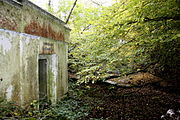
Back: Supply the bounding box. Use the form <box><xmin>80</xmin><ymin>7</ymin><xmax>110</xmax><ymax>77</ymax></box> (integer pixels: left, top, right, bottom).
<box><xmin>0</xmin><ymin>0</ymin><xmax>70</xmax><ymax>105</ymax></box>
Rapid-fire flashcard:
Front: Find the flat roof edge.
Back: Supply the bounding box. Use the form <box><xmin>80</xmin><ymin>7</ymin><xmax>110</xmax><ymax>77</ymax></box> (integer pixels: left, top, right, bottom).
<box><xmin>1</xmin><ymin>0</ymin><xmax>71</xmax><ymax>30</ymax></box>
<box><xmin>26</xmin><ymin>1</ymin><xmax>71</xmax><ymax>30</ymax></box>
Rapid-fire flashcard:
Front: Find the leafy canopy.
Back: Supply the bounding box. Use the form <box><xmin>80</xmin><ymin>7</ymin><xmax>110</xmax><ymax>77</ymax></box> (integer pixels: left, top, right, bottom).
<box><xmin>38</xmin><ymin>0</ymin><xmax>180</xmax><ymax>83</ymax></box>
<box><xmin>70</xmin><ymin>0</ymin><xmax>179</xmax><ymax>83</ymax></box>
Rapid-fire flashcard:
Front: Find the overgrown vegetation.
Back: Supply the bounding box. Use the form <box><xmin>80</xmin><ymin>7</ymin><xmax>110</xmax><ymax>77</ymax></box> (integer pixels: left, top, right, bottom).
<box><xmin>32</xmin><ymin>0</ymin><xmax>179</xmax><ymax>83</ymax></box>
<box><xmin>1</xmin><ymin>80</ymin><xmax>179</xmax><ymax>120</ymax></box>
<box><xmin>68</xmin><ymin>0</ymin><xmax>180</xmax><ymax>83</ymax></box>
<box><xmin>1</xmin><ymin>0</ymin><xmax>179</xmax><ymax>119</ymax></box>
<box><xmin>0</xmin><ymin>81</ymin><xmax>91</xmax><ymax>120</ymax></box>
<box><xmin>0</xmin><ymin>98</ymin><xmax>56</xmax><ymax>119</ymax></box>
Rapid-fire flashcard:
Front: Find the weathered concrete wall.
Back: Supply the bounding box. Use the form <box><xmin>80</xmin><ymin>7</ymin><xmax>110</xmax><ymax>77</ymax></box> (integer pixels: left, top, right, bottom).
<box><xmin>0</xmin><ymin>29</ymin><xmax>21</xmax><ymax>104</ymax></box>
<box><xmin>0</xmin><ymin>0</ymin><xmax>70</xmax><ymax>41</ymax></box>
<box><xmin>0</xmin><ymin>29</ymin><xmax>68</xmax><ymax>105</ymax></box>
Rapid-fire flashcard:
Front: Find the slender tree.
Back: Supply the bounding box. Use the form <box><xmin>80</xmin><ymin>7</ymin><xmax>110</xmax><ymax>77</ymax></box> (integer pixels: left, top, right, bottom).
<box><xmin>65</xmin><ymin>0</ymin><xmax>78</xmax><ymax>24</ymax></box>
<box><xmin>48</xmin><ymin>0</ymin><xmax>51</xmax><ymax>7</ymax></box>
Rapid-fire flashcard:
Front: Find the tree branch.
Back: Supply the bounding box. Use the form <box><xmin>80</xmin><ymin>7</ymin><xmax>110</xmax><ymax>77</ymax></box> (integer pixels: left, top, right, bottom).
<box><xmin>65</xmin><ymin>0</ymin><xmax>78</xmax><ymax>24</ymax></box>
<box><xmin>80</xmin><ymin>24</ymin><xmax>92</xmax><ymax>34</ymax></box>
<box><xmin>144</xmin><ymin>16</ymin><xmax>180</xmax><ymax>22</ymax></box>
<box><xmin>90</xmin><ymin>0</ymin><xmax>102</xmax><ymax>6</ymax></box>
<box><xmin>48</xmin><ymin>0</ymin><xmax>51</xmax><ymax>7</ymax></box>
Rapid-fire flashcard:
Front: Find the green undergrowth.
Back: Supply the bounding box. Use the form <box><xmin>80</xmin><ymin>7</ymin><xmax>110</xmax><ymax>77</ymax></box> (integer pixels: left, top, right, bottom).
<box><xmin>0</xmin><ymin>80</ymin><xmax>92</xmax><ymax>120</ymax></box>
<box><xmin>1</xmin><ymin>80</ymin><xmax>179</xmax><ymax>120</ymax></box>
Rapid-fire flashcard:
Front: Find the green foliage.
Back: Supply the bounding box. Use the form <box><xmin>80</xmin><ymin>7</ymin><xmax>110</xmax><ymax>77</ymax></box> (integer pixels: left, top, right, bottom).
<box><xmin>0</xmin><ymin>98</ymin><xmax>23</xmax><ymax>119</ymax></box>
<box><xmin>0</xmin><ymin>95</ymin><xmax>90</xmax><ymax>120</ymax></box>
<box><xmin>42</xmin><ymin>0</ymin><xmax>179</xmax><ymax>83</ymax></box>
<box><xmin>68</xmin><ymin>0</ymin><xmax>179</xmax><ymax>83</ymax></box>
<box><xmin>50</xmin><ymin>99</ymin><xmax>89</xmax><ymax>120</ymax></box>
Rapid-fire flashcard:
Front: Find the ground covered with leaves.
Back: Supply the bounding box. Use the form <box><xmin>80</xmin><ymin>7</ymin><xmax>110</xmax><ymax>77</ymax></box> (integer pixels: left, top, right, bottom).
<box><xmin>0</xmin><ymin>80</ymin><xmax>179</xmax><ymax>120</ymax></box>
<box><xmin>63</xmin><ymin>80</ymin><xmax>180</xmax><ymax>120</ymax></box>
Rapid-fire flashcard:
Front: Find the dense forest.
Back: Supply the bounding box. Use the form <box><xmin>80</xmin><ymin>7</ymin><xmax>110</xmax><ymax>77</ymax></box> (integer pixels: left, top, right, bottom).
<box><xmin>57</xmin><ymin>0</ymin><xmax>179</xmax><ymax>83</ymax></box>
<box><xmin>0</xmin><ymin>0</ymin><xmax>179</xmax><ymax>119</ymax></box>
<box><xmin>30</xmin><ymin>0</ymin><xmax>179</xmax><ymax>83</ymax></box>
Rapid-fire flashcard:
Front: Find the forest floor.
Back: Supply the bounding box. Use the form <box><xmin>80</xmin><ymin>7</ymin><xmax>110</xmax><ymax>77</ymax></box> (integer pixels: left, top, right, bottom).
<box><xmin>0</xmin><ymin>78</ymin><xmax>179</xmax><ymax>120</ymax></box>
<box><xmin>66</xmin><ymin>79</ymin><xmax>180</xmax><ymax>120</ymax></box>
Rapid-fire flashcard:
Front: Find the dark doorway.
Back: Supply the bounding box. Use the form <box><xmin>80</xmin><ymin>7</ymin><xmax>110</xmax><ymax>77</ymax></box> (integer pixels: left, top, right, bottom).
<box><xmin>38</xmin><ymin>59</ymin><xmax>48</xmax><ymax>108</ymax></box>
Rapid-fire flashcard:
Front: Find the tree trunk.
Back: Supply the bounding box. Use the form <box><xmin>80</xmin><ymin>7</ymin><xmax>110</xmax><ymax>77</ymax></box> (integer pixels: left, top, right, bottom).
<box><xmin>65</xmin><ymin>0</ymin><xmax>78</xmax><ymax>24</ymax></box>
<box><xmin>48</xmin><ymin>0</ymin><xmax>51</xmax><ymax>7</ymax></box>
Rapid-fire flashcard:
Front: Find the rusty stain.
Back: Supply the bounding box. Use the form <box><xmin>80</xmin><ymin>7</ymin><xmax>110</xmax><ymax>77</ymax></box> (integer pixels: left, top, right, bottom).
<box><xmin>0</xmin><ymin>17</ymin><xmax>17</xmax><ymax>31</ymax></box>
<box><xmin>24</xmin><ymin>21</ymin><xmax>65</xmax><ymax>41</ymax></box>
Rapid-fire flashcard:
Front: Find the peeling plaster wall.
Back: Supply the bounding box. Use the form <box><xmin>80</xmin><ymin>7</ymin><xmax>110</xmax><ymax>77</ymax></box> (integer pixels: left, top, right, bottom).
<box><xmin>19</xmin><ymin>31</ymin><xmax>40</xmax><ymax>105</ymax></box>
<box><xmin>0</xmin><ymin>29</ymin><xmax>21</xmax><ymax>104</ymax></box>
<box><xmin>0</xmin><ymin>29</ymin><xmax>68</xmax><ymax>105</ymax></box>
<box><xmin>0</xmin><ymin>0</ymin><xmax>70</xmax><ymax>42</ymax></box>
<box><xmin>0</xmin><ymin>0</ymin><xmax>69</xmax><ymax>106</ymax></box>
